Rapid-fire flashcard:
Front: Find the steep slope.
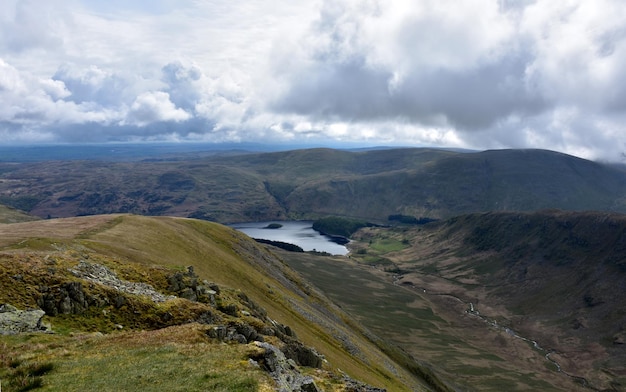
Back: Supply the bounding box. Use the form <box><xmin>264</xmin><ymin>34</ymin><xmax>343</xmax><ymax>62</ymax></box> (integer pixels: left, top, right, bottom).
<box><xmin>305</xmin><ymin>210</ymin><xmax>626</xmax><ymax>391</ymax></box>
<box><xmin>0</xmin><ymin>215</ymin><xmax>438</xmax><ymax>391</ymax></box>
<box><xmin>282</xmin><ymin>149</ymin><xmax>626</xmax><ymax>220</ymax></box>
<box><xmin>2</xmin><ymin>148</ymin><xmax>625</xmax><ymax>222</ymax></box>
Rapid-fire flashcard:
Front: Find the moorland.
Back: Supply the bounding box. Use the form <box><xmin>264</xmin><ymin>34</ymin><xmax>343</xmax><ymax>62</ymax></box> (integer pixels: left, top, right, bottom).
<box><xmin>1</xmin><ymin>145</ymin><xmax>626</xmax><ymax>391</ymax></box>
<box><xmin>2</xmin><ymin>147</ymin><xmax>626</xmax><ymax>222</ymax></box>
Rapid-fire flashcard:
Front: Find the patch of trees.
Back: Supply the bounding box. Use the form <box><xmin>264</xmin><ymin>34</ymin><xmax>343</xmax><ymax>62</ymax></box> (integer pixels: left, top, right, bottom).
<box><xmin>254</xmin><ymin>238</ymin><xmax>304</xmax><ymax>252</ymax></box>
<box><xmin>388</xmin><ymin>214</ymin><xmax>438</xmax><ymax>225</ymax></box>
<box><xmin>312</xmin><ymin>216</ymin><xmax>372</xmax><ymax>238</ymax></box>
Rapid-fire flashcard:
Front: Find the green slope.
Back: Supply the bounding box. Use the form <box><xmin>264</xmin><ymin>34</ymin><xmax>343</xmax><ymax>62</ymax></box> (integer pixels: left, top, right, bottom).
<box><xmin>0</xmin><ymin>214</ymin><xmax>436</xmax><ymax>391</ymax></box>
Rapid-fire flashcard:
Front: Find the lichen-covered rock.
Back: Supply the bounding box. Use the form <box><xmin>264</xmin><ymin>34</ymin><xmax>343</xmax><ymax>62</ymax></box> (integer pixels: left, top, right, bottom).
<box><xmin>0</xmin><ymin>304</ymin><xmax>48</xmax><ymax>335</ymax></box>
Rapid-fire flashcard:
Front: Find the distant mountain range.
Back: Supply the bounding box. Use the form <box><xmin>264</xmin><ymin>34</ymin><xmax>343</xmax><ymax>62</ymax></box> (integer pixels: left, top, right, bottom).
<box><xmin>1</xmin><ymin>147</ymin><xmax>625</xmax><ymax>222</ymax></box>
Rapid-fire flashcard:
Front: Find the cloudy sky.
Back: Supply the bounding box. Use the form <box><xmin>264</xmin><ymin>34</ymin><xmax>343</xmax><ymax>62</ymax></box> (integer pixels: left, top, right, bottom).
<box><xmin>1</xmin><ymin>0</ymin><xmax>626</xmax><ymax>161</ymax></box>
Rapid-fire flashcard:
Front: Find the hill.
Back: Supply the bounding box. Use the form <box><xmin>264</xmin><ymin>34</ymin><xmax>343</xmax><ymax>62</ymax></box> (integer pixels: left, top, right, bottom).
<box><xmin>0</xmin><ymin>204</ymin><xmax>38</xmax><ymax>223</ymax></box>
<box><xmin>0</xmin><ymin>215</ymin><xmax>443</xmax><ymax>391</ymax></box>
<box><xmin>280</xmin><ymin>210</ymin><xmax>626</xmax><ymax>391</ymax></box>
<box><xmin>1</xmin><ymin>148</ymin><xmax>625</xmax><ymax>222</ymax></box>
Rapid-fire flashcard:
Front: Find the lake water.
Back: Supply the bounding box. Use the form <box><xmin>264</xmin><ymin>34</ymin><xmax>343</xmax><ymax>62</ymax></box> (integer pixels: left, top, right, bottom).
<box><xmin>229</xmin><ymin>221</ymin><xmax>349</xmax><ymax>255</ymax></box>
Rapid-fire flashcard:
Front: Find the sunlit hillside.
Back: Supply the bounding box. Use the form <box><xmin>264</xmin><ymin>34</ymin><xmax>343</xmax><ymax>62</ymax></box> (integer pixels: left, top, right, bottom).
<box><xmin>0</xmin><ymin>214</ymin><xmax>446</xmax><ymax>391</ymax></box>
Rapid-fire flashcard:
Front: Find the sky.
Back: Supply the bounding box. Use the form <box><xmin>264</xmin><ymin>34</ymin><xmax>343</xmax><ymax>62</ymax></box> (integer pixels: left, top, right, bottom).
<box><xmin>1</xmin><ymin>0</ymin><xmax>626</xmax><ymax>161</ymax></box>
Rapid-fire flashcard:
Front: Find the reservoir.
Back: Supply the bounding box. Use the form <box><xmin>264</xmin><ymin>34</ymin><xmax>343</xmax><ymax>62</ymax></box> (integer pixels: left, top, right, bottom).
<box><xmin>229</xmin><ymin>221</ymin><xmax>349</xmax><ymax>256</ymax></box>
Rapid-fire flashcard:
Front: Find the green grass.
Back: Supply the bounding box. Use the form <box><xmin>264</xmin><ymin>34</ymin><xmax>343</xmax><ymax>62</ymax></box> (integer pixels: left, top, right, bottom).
<box><xmin>370</xmin><ymin>238</ymin><xmax>408</xmax><ymax>253</ymax></box>
<box><xmin>47</xmin><ymin>344</ymin><xmax>259</xmax><ymax>391</ymax></box>
<box><xmin>0</xmin><ymin>326</ymin><xmax>268</xmax><ymax>392</ymax></box>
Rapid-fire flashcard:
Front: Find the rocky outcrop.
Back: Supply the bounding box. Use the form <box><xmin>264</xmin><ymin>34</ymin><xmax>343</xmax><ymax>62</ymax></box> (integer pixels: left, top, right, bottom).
<box><xmin>1</xmin><ymin>256</ymin><xmax>390</xmax><ymax>392</ymax></box>
<box><xmin>281</xmin><ymin>340</ymin><xmax>324</xmax><ymax>368</ymax></box>
<box><xmin>252</xmin><ymin>341</ymin><xmax>321</xmax><ymax>392</ymax></box>
<box><xmin>0</xmin><ymin>304</ymin><xmax>48</xmax><ymax>335</ymax></box>
<box><xmin>206</xmin><ymin>322</ymin><xmax>265</xmax><ymax>344</ymax></box>
<box><xmin>38</xmin><ymin>281</ymin><xmax>95</xmax><ymax>315</ymax></box>
<box><xmin>342</xmin><ymin>376</ymin><xmax>387</xmax><ymax>392</ymax></box>
<box><xmin>70</xmin><ymin>260</ymin><xmax>175</xmax><ymax>303</ymax></box>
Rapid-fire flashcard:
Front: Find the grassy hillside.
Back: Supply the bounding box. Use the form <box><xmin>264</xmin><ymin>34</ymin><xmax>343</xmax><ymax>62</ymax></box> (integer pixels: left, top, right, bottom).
<box><xmin>0</xmin><ymin>215</ymin><xmax>437</xmax><ymax>391</ymax></box>
<box><xmin>2</xmin><ymin>148</ymin><xmax>625</xmax><ymax>222</ymax></box>
<box><xmin>281</xmin><ymin>210</ymin><xmax>626</xmax><ymax>391</ymax></box>
<box><xmin>0</xmin><ymin>204</ymin><xmax>38</xmax><ymax>223</ymax></box>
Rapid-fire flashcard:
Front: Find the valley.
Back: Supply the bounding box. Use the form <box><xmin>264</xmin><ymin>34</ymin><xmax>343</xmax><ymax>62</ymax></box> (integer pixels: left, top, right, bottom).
<box><xmin>278</xmin><ymin>210</ymin><xmax>626</xmax><ymax>391</ymax></box>
<box><xmin>1</xmin><ymin>146</ymin><xmax>625</xmax><ymax>391</ymax></box>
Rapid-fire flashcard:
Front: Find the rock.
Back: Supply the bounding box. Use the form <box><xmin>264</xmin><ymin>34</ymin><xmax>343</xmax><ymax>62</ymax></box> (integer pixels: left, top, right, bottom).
<box><xmin>205</xmin><ymin>281</ymin><xmax>221</xmax><ymax>295</ymax></box>
<box><xmin>38</xmin><ymin>281</ymin><xmax>89</xmax><ymax>315</ymax></box>
<box><xmin>166</xmin><ymin>268</ymin><xmax>220</xmax><ymax>304</ymax></box>
<box><xmin>0</xmin><ymin>304</ymin><xmax>49</xmax><ymax>335</ymax></box>
<box><xmin>180</xmin><ymin>287</ymin><xmax>198</xmax><ymax>301</ymax></box>
<box><xmin>219</xmin><ymin>303</ymin><xmax>239</xmax><ymax>316</ymax></box>
<box><xmin>208</xmin><ymin>325</ymin><xmax>228</xmax><ymax>340</ymax></box>
<box><xmin>342</xmin><ymin>376</ymin><xmax>387</xmax><ymax>392</ymax></box>
<box><xmin>195</xmin><ymin>311</ymin><xmax>216</xmax><ymax>324</ymax></box>
<box><xmin>301</xmin><ymin>378</ymin><xmax>321</xmax><ymax>392</ymax></box>
<box><xmin>114</xmin><ymin>294</ymin><xmax>126</xmax><ymax>309</ymax></box>
<box><xmin>254</xmin><ymin>341</ymin><xmax>321</xmax><ymax>392</ymax></box>
<box><xmin>281</xmin><ymin>341</ymin><xmax>324</xmax><ymax>368</ymax></box>
<box><xmin>231</xmin><ymin>333</ymin><xmax>248</xmax><ymax>344</ymax></box>
<box><xmin>284</xmin><ymin>325</ymin><xmax>296</xmax><ymax>338</ymax></box>
<box><xmin>0</xmin><ymin>304</ymin><xmax>18</xmax><ymax>313</ymax></box>
<box><xmin>237</xmin><ymin>323</ymin><xmax>261</xmax><ymax>342</ymax></box>
<box><xmin>70</xmin><ymin>261</ymin><xmax>175</xmax><ymax>303</ymax></box>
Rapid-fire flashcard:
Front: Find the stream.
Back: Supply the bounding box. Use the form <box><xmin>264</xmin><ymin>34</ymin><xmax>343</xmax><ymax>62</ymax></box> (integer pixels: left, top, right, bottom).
<box><xmin>392</xmin><ymin>275</ymin><xmax>597</xmax><ymax>390</ymax></box>
<box><xmin>465</xmin><ymin>301</ymin><xmax>592</xmax><ymax>389</ymax></box>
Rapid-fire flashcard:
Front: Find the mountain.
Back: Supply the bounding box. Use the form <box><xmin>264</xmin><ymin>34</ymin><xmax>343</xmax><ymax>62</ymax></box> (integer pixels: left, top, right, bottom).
<box><xmin>1</xmin><ymin>148</ymin><xmax>625</xmax><ymax>222</ymax></box>
<box><xmin>0</xmin><ymin>214</ymin><xmax>444</xmax><ymax>391</ymax></box>
<box><xmin>3</xmin><ymin>146</ymin><xmax>626</xmax><ymax>391</ymax></box>
<box><xmin>280</xmin><ymin>210</ymin><xmax>626</xmax><ymax>391</ymax></box>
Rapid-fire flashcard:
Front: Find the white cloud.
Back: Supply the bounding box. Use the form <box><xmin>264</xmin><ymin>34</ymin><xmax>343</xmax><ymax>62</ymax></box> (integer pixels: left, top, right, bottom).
<box><xmin>0</xmin><ymin>0</ymin><xmax>625</xmax><ymax>160</ymax></box>
<box><xmin>125</xmin><ymin>91</ymin><xmax>191</xmax><ymax>126</ymax></box>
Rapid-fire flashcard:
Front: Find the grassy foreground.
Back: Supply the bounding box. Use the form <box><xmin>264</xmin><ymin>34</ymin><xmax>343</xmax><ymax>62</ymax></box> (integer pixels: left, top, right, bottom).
<box><xmin>0</xmin><ymin>214</ymin><xmax>430</xmax><ymax>391</ymax></box>
<box><xmin>1</xmin><ymin>324</ymin><xmax>272</xmax><ymax>392</ymax></box>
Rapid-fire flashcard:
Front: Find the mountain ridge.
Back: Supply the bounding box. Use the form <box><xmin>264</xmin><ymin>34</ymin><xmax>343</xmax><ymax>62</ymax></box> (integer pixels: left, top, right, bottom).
<box><xmin>1</xmin><ymin>147</ymin><xmax>625</xmax><ymax>222</ymax></box>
